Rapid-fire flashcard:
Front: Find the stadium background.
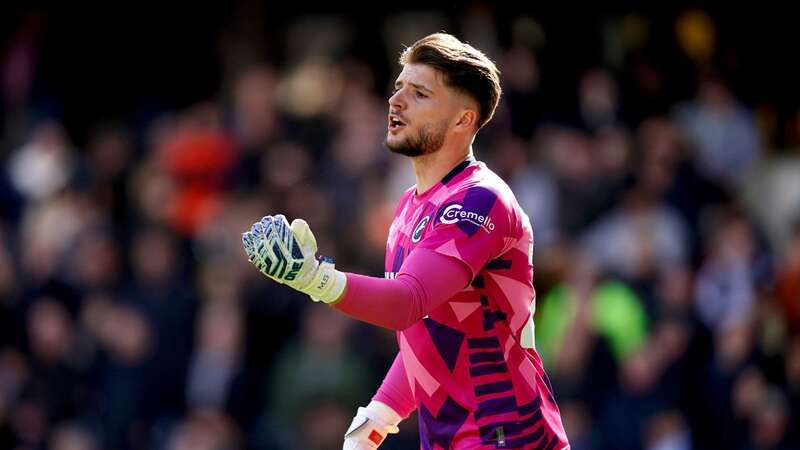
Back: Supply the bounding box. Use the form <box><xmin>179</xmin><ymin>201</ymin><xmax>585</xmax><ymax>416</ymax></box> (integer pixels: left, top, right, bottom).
<box><xmin>1</xmin><ymin>3</ymin><xmax>800</xmax><ymax>450</ymax></box>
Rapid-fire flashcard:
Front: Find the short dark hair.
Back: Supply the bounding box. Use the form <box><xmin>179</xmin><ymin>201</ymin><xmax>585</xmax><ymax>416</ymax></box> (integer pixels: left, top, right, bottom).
<box><xmin>400</xmin><ymin>33</ymin><xmax>501</xmax><ymax>130</ymax></box>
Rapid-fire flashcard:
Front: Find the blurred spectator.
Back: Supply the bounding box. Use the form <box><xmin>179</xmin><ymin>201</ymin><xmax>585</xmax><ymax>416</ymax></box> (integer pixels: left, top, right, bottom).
<box><xmin>228</xmin><ymin>65</ymin><xmax>281</xmax><ymax>189</ymax></box>
<box><xmin>784</xmin><ymin>336</ymin><xmax>800</xmax><ymax>446</ymax></box>
<box><xmin>7</xmin><ymin>120</ymin><xmax>75</xmax><ymax>202</ymax></box>
<box><xmin>186</xmin><ymin>302</ymin><xmax>242</xmax><ymax>409</ymax></box>
<box><xmin>620</xmin><ymin>53</ymin><xmax>671</xmax><ymax>125</ymax></box>
<box><xmin>193</xmin><ymin>195</ymin><xmax>268</xmax><ymax>274</ymax></box>
<box><xmin>577</xmin><ymin>68</ymin><xmax>621</xmax><ymax>132</ymax></box>
<box><xmin>642</xmin><ymin>411</ymin><xmax>691</xmax><ymax>450</ymax></box>
<box><xmin>231</xmin><ymin>65</ymin><xmax>279</xmax><ymax>151</ymax></box>
<box><xmin>166</xmin><ymin>410</ymin><xmax>242</xmax><ymax>450</ymax></box>
<box><xmin>0</xmin><ymin>348</ymin><xmax>29</xmax><ymax>447</ymax></box>
<box><xmin>740</xmin><ymin>155</ymin><xmax>800</xmax><ymax>252</ymax></box>
<box><xmin>633</xmin><ymin>117</ymin><xmax>727</xmax><ymax>260</ymax></box>
<box><xmin>295</xmin><ymin>397</ymin><xmax>353</xmax><ymax>450</ymax></box>
<box><xmin>259</xmin><ymin>142</ymin><xmax>312</xmax><ymax>195</ymax></box>
<box><xmin>674</xmin><ymin>10</ymin><xmax>716</xmax><ymax>67</ymax></box>
<box><xmin>696</xmin><ymin>323</ymin><xmax>757</xmax><ymax>449</ymax></box>
<box><xmin>582</xmin><ymin>181</ymin><xmax>689</xmax><ymax>284</ymax></box>
<box><xmin>594</xmin><ymin>126</ymin><xmax>631</xmax><ymax>184</ymax></box>
<box><xmin>185</xmin><ymin>300</ymin><xmax>256</xmax><ymax>427</ymax></box>
<box><xmin>534</xmin><ymin>245</ymin><xmax>647</xmax><ymax>431</ymax></box>
<box><xmin>545</xmin><ymin>126</ymin><xmax>612</xmax><ymax>236</ymax></box>
<box><xmin>262</xmin><ymin>305</ymin><xmax>372</xmax><ymax>448</ymax></box>
<box><xmin>124</xmin><ymin>225</ymin><xmax>196</xmax><ymax>426</ymax></box>
<box><xmin>93</xmin><ymin>302</ymin><xmax>153</xmax><ymax>449</ymax></box>
<box><xmin>535</xmin><ymin>250</ymin><xmax>649</xmax><ymax>370</ymax></box>
<box><xmin>82</xmin><ymin>125</ymin><xmax>135</xmax><ymax>226</ymax></box>
<box><xmin>0</xmin><ymin>230</ymin><xmax>21</xmax><ymax>345</ymax></box>
<box><xmin>509</xmin><ymin>154</ymin><xmax>560</xmax><ymax>249</ymax></box>
<box><xmin>748</xmin><ymin>386</ymin><xmax>793</xmax><ymax>450</ymax></box>
<box><xmin>774</xmin><ymin>224</ymin><xmax>800</xmax><ymax>333</ymax></box>
<box><xmin>674</xmin><ymin>74</ymin><xmax>762</xmax><ymax>187</ymax></box>
<box><xmin>1</xmin><ymin>12</ymin><xmax>43</xmax><ymax>113</ymax></box>
<box><xmin>600</xmin><ymin>347</ymin><xmax>665</xmax><ymax>450</ymax></box>
<box><xmin>9</xmin><ymin>398</ymin><xmax>48</xmax><ymax>449</ymax></box>
<box><xmin>557</xmin><ymin>401</ymin><xmax>596</xmax><ymax>450</ymax></box>
<box><xmin>156</xmin><ymin>104</ymin><xmax>238</xmax><ymax>236</ymax></box>
<box><xmin>67</xmin><ymin>225</ymin><xmax>121</xmax><ymax>293</ymax></box>
<box><xmin>500</xmin><ymin>46</ymin><xmax>543</xmax><ymax>138</ymax></box>
<box><xmin>19</xmin><ymin>191</ymin><xmax>95</xmax><ymax>286</ymax></box>
<box><xmin>128</xmin><ymin>156</ymin><xmax>176</xmax><ymax>228</ymax></box>
<box><xmin>48</xmin><ymin>422</ymin><xmax>98</xmax><ymax>450</ymax></box>
<box><xmin>694</xmin><ymin>211</ymin><xmax>765</xmax><ymax>332</ymax></box>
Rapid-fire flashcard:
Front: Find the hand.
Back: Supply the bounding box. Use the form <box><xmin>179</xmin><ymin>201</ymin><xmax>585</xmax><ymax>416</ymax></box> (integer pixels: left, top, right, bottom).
<box><xmin>343</xmin><ymin>401</ymin><xmax>402</xmax><ymax>449</ymax></box>
<box><xmin>242</xmin><ymin>214</ymin><xmax>306</xmax><ymax>283</ymax></box>
<box><xmin>243</xmin><ymin>214</ymin><xmax>347</xmax><ymax>303</ymax></box>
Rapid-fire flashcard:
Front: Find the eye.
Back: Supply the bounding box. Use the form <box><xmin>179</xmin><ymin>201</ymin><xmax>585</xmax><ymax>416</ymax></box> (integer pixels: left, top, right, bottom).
<box><xmin>415</xmin><ymin>90</ymin><xmax>428</xmax><ymax>99</ymax></box>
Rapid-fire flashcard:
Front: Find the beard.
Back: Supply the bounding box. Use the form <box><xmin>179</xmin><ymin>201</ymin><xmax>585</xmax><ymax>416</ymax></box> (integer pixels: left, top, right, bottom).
<box><xmin>384</xmin><ymin>120</ymin><xmax>448</xmax><ymax>157</ymax></box>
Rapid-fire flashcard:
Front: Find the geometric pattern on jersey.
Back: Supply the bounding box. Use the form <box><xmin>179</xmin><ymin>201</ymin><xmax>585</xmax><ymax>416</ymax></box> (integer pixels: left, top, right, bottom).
<box><xmin>419</xmin><ymin>396</ymin><xmax>470</xmax><ymax>450</ymax></box>
<box><xmin>399</xmin><ymin>332</ymin><xmax>439</xmax><ymax>397</ymax></box>
<box><xmin>392</xmin><ymin>244</ymin><xmax>406</xmax><ymax>272</ymax></box>
<box><xmin>449</xmin><ymin>302</ymin><xmax>481</xmax><ymax>322</ymax></box>
<box><xmin>423</xmin><ymin>318</ymin><xmax>464</xmax><ymax>373</ymax></box>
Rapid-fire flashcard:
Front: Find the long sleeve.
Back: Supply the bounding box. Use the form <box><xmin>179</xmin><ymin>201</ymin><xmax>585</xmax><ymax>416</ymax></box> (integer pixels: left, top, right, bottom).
<box><xmin>372</xmin><ymin>353</ymin><xmax>416</xmax><ymax>419</ymax></box>
<box><xmin>332</xmin><ymin>248</ymin><xmax>471</xmax><ymax>330</ymax></box>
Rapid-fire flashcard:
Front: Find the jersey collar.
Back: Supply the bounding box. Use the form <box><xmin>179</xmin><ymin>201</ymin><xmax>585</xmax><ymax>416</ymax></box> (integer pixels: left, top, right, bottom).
<box><xmin>440</xmin><ymin>155</ymin><xmax>477</xmax><ymax>186</ymax></box>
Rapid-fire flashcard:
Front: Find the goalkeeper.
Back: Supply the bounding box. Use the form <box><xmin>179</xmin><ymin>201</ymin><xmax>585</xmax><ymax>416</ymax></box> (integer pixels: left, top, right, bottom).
<box><xmin>243</xmin><ymin>33</ymin><xmax>569</xmax><ymax>450</ymax></box>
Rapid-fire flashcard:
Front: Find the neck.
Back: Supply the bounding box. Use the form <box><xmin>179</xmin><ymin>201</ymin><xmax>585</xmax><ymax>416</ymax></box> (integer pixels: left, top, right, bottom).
<box><xmin>411</xmin><ymin>145</ymin><xmax>473</xmax><ymax>194</ymax></box>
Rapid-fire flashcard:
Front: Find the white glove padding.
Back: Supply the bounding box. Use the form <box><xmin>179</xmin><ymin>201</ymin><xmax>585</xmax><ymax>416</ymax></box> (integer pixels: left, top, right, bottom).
<box><xmin>243</xmin><ymin>214</ymin><xmax>347</xmax><ymax>303</ymax></box>
<box><xmin>343</xmin><ymin>401</ymin><xmax>402</xmax><ymax>450</ymax></box>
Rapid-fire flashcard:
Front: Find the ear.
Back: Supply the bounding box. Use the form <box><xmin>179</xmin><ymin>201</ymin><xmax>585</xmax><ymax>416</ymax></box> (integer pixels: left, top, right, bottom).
<box><xmin>454</xmin><ymin>108</ymin><xmax>478</xmax><ymax>132</ymax></box>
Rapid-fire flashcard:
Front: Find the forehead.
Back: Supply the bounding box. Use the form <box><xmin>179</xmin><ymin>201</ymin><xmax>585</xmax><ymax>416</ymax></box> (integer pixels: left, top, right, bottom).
<box><xmin>395</xmin><ymin>63</ymin><xmax>446</xmax><ymax>90</ymax></box>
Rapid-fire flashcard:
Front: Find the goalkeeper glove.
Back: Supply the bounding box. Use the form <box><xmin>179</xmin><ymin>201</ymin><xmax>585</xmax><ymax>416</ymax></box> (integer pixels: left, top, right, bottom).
<box><xmin>242</xmin><ymin>214</ymin><xmax>347</xmax><ymax>304</ymax></box>
<box><xmin>343</xmin><ymin>401</ymin><xmax>402</xmax><ymax>450</ymax></box>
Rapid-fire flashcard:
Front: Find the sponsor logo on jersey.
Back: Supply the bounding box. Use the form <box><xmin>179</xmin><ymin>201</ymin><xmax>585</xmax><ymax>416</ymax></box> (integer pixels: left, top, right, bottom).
<box><xmin>411</xmin><ymin>216</ymin><xmax>430</xmax><ymax>243</ymax></box>
<box><xmin>439</xmin><ymin>203</ymin><xmax>496</xmax><ymax>232</ymax></box>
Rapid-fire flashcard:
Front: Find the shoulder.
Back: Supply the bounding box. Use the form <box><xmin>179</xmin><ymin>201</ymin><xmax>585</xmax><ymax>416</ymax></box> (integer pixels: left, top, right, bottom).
<box><xmin>432</xmin><ymin>162</ymin><xmax>522</xmax><ymax>235</ymax></box>
<box><xmin>439</xmin><ymin>162</ymin><xmax>520</xmax><ymax>216</ymax></box>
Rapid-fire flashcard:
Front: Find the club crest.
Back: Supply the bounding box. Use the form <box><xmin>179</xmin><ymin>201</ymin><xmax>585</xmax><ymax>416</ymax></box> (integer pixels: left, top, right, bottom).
<box><xmin>412</xmin><ymin>216</ymin><xmax>430</xmax><ymax>243</ymax></box>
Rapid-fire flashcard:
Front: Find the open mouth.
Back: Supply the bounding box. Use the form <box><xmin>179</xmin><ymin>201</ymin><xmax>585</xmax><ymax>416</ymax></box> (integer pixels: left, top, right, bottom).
<box><xmin>388</xmin><ymin>115</ymin><xmax>406</xmax><ymax>132</ymax></box>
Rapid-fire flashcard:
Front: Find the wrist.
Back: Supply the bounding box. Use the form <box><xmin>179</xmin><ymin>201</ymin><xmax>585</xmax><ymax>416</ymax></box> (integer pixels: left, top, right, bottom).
<box><xmin>305</xmin><ymin>260</ymin><xmax>347</xmax><ymax>303</ymax></box>
<box><xmin>327</xmin><ymin>277</ymin><xmax>348</xmax><ymax>305</ymax></box>
<box><xmin>365</xmin><ymin>401</ymin><xmax>402</xmax><ymax>429</ymax></box>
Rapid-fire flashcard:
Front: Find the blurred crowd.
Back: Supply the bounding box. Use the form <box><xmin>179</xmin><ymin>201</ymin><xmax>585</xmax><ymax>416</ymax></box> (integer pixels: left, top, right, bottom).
<box><xmin>2</xmin><ymin>4</ymin><xmax>800</xmax><ymax>450</ymax></box>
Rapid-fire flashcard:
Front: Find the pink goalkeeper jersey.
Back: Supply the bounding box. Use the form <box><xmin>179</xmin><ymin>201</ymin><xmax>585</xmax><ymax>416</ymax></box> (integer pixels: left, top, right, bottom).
<box><xmin>383</xmin><ymin>158</ymin><xmax>568</xmax><ymax>450</ymax></box>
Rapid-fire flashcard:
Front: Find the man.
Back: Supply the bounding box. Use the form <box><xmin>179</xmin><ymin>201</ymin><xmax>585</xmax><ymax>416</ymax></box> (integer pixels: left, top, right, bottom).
<box><xmin>243</xmin><ymin>33</ymin><xmax>569</xmax><ymax>450</ymax></box>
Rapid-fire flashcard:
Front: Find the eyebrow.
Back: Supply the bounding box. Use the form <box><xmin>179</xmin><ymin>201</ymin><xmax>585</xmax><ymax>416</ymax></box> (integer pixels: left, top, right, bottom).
<box><xmin>395</xmin><ymin>81</ymin><xmax>434</xmax><ymax>94</ymax></box>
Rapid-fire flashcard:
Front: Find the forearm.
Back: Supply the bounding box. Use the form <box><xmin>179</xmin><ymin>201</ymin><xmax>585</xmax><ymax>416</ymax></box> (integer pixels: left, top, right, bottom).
<box><xmin>372</xmin><ymin>354</ymin><xmax>416</xmax><ymax>419</ymax></box>
<box><xmin>332</xmin><ymin>248</ymin><xmax>470</xmax><ymax>330</ymax></box>
<box><xmin>334</xmin><ymin>272</ymin><xmax>425</xmax><ymax>330</ymax></box>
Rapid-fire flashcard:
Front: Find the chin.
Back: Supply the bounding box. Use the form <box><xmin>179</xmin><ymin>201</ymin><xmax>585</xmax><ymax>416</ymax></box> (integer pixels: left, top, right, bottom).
<box><xmin>385</xmin><ymin>134</ymin><xmax>402</xmax><ymax>148</ymax></box>
<box><xmin>383</xmin><ymin>138</ymin><xmax>404</xmax><ymax>155</ymax></box>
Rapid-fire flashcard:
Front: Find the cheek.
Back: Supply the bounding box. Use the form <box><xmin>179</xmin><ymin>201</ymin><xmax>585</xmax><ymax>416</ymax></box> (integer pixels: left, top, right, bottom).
<box><xmin>426</xmin><ymin>104</ymin><xmax>455</xmax><ymax>127</ymax></box>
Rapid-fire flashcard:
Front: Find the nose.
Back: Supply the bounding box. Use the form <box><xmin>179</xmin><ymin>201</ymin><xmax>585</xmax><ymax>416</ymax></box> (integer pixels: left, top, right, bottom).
<box><xmin>388</xmin><ymin>89</ymin><xmax>405</xmax><ymax>111</ymax></box>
